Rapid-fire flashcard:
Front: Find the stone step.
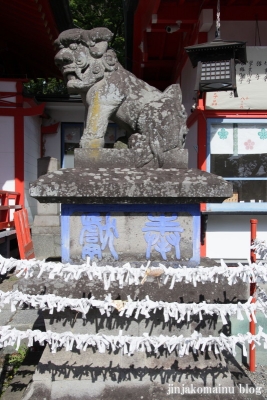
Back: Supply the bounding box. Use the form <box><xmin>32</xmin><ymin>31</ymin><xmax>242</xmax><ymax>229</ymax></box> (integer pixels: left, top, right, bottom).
<box><xmin>16</xmin><ymin>272</ymin><xmax>249</xmax><ymax>304</ymax></box>
<box><xmin>22</xmin><ymin>346</ymin><xmax>265</xmax><ymax>400</ymax></box>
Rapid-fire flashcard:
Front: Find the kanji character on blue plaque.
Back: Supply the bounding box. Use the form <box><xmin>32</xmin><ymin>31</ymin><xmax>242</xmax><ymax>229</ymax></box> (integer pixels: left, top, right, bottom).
<box><xmin>142</xmin><ymin>214</ymin><xmax>184</xmax><ymax>260</ymax></box>
<box><xmin>79</xmin><ymin>213</ymin><xmax>119</xmax><ymax>260</ymax></box>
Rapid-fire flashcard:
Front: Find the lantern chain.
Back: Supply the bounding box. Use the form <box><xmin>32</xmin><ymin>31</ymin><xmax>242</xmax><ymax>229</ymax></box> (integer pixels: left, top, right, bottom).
<box><xmin>215</xmin><ymin>0</ymin><xmax>220</xmax><ymax>40</ymax></box>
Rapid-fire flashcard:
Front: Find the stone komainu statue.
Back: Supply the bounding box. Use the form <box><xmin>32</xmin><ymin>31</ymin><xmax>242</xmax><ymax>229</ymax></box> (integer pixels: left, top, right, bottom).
<box><xmin>54</xmin><ymin>28</ymin><xmax>188</xmax><ymax>168</ymax></box>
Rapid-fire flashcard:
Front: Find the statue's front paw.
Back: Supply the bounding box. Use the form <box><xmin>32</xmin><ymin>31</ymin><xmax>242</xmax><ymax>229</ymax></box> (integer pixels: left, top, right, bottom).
<box><xmin>128</xmin><ymin>133</ymin><xmax>154</xmax><ymax>167</ymax></box>
<box><xmin>128</xmin><ymin>133</ymin><xmax>146</xmax><ymax>148</ymax></box>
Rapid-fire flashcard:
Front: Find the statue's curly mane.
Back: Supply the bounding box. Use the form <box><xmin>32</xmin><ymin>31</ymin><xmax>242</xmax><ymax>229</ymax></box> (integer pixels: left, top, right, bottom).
<box><xmin>54</xmin><ymin>28</ymin><xmax>113</xmax><ymax>50</ymax></box>
<box><xmin>54</xmin><ymin>28</ymin><xmax>118</xmax><ymax>73</ymax></box>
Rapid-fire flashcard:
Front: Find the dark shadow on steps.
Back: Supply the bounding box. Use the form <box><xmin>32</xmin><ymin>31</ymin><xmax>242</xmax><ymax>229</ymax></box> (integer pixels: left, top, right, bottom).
<box><xmin>35</xmin><ymin>346</ymin><xmax>228</xmax><ymax>385</ymax></box>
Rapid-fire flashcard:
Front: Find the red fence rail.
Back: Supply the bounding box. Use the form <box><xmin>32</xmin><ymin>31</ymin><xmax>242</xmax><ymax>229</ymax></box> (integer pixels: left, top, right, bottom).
<box><xmin>250</xmin><ymin>218</ymin><xmax>258</xmax><ymax>372</ymax></box>
<box><xmin>0</xmin><ymin>190</ymin><xmax>22</xmax><ymax>230</ymax></box>
<box><xmin>0</xmin><ymin>191</ymin><xmax>34</xmax><ymax>260</ymax></box>
<box><xmin>14</xmin><ymin>208</ymin><xmax>35</xmax><ymax>259</ymax></box>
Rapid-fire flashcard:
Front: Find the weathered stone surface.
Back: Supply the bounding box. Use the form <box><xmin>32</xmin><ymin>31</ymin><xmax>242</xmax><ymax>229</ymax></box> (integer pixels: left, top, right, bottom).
<box><xmin>22</xmin><ymin>344</ymin><xmax>263</xmax><ymax>400</ymax></box>
<box><xmin>22</xmin><ymin>380</ymin><xmax>51</xmax><ymax>400</ymax></box>
<box><xmin>17</xmin><ymin>270</ymin><xmax>249</xmax><ymax>304</ymax></box>
<box><xmin>40</xmin><ymin>344</ymin><xmax>229</xmax><ymax>374</ymax></box>
<box><xmin>31</xmin><ymin>226</ymin><xmax>61</xmax><ymax>235</ymax></box>
<box><xmin>17</xmin><ymin>258</ymin><xmax>248</xmax><ymax>346</ymax></box>
<box><xmin>31</xmin><ymin>231</ymin><xmax>61</xmax><ymax>259</ymax></box>
<box><xmin>41</xmin><ymin>307</ymin><xmax>224</xmax><ymax>337</ymax></box>
<box><xmin>54</xmin><ymin>28</ymin><xmax>188</xmax><ymax>168</ymax></box>
<box><xmin>5</xmin><ymin>308</ymin><xmax>43</xmax><ymax>331</ymax></box>
<box><xmin>33</xmin><ymin>215</ymin><xmax>60</xmax><ymax>227</ymax></box>
<box><xmin>32</xmin><ymin>345</ymin><xmax>232</xmax><ymax>383</ymax></box>
<box><xmin>29</xmin><ymin>167</ymin><xmax>232</xmax><ymax>204</ymax></box>
<box><xmin>37</xmin><ymin>202</ymin><xmax>60</xmax><ymax>215</ymax></box>
<box><xmin>74</xmin><ymin>148</ymin><xmax>189</xmax><ymax>169</ymax></box>
<box><xmin>37</xmin><ymin>156</ymin><xmax>59</xmax><ymax>177</ymax></box>
<box><xmin>24</xmin><ymin>371</ymin><xmax>264</xmax><ymax>400</ymax></box>
<box><xmin>32</xmin><ymin>157</ymin><xmax>61</xmax><ymax>259</ymax></box>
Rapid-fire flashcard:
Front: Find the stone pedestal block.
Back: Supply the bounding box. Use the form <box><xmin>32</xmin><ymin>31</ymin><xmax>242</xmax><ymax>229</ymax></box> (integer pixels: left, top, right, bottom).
<box><xmin>31</xmin><ymin>226</ymin><xmax>61</xmax><ymax>259</ymax></box>
<box><xmin>37</xmin><ymin>202</ymin><xmax>60</xmax><ymax>216</ymax></box>
<box><xmin>33</xmin><ymin>215</ymin><xmax>60</xmax><ymax>227</ymax></box>
<box><xmin>32</xmin><ymin>157</ymin><xmax>61</xmax><ymax>259</ymax></box>
<box><xmin>38</xmin><ymin>156</ymin><xmax>59</xmax><ymax>177</ymax></box>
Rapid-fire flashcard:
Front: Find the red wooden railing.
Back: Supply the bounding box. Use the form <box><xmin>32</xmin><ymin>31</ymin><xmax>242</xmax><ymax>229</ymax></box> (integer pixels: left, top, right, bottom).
<box><xmin>0</xmin><ymin>190</ymin><xmax>34</xmax><ymax>259</ymax></box>
<box><xmin>0</xmin><ymin>190</ymin><xmax>22</xmax><ymax>230</ymax></box>
<box><xmin>14</xmin><ymin>208</ymin><xmax>35</xmax><ymax>259</ymax></box>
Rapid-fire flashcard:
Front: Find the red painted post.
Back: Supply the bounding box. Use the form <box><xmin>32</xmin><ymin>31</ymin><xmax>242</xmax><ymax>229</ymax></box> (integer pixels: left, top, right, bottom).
<box><xmin>249</xmin><ymin>219</ymin><xmax>258</xmax><ymax>372</ymax></box>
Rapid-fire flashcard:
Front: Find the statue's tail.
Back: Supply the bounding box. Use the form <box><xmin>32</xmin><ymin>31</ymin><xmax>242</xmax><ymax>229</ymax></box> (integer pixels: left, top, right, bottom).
<box><xmin>162</xmin><ymin>84</ymin><xmax>182</xmax><ymax>101</ymax></box>
<box><xmin>129</xmin><ymin>83</ymin><xmax>188</xmax><ymax>168</ymax></box>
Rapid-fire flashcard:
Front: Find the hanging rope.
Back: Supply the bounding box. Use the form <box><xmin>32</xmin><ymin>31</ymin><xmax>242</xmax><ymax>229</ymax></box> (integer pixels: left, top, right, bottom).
<box><xmin>1</xmin><ymin>289</ymin><xmax>266</xmax><ymax>325</ymax></box>
<box><xmin>0</xmin><ymin>325</ymin><xmax>266</xmax><ymax>357</ymax></box>
<box><xmin>215</xmin><ymin>0</ymin><xmax>221</xmax><ymax>39</ymax></box>
<box><xmin>1</xmin><ymin>255</ymin><xmax>267</xmax><ymax>290</ymax></box>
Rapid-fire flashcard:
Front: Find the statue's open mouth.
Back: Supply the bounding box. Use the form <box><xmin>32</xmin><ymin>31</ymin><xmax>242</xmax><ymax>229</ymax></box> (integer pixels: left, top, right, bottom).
<box><xmin>63</xmin><ymin>65</ymin><xmax>89</xmax><ymax>83</ymax></box>
<box><xmin>66</xmin><ymin>73</ymin><xmax>77</xmax><ymax>81</ymax></box>
<box><xmin>64</xmin><ymin>71</ymin><xmax>80</xmax><ymax>82</ymax></box>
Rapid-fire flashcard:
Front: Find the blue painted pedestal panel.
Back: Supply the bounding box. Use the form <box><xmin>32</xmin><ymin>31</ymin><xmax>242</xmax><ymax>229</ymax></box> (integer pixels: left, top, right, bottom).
<box><xmin>61</xmin><ymin>204</ymin><xmax>200</xmax><ymax>265</ymax></box>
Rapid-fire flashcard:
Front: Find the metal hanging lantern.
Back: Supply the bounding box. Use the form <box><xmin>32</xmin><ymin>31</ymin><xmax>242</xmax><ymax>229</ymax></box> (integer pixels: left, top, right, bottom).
<box><xmin>185</xmin><ymin>0</ymin><xmax>247</xmax><ymax>97</ymax></box>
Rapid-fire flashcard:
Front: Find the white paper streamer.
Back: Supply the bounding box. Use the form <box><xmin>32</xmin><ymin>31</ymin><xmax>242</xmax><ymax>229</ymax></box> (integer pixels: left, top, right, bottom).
<box><xmin>1</xmin><ymin>255</ymin><xmax>267</xmax><ymax>289</ymax></box>
<box><xmin>252</xmin><ymin>239</ymin><xmax>267</xmax><ymax>260</ymax></box>
<box><xmin>0</xmin><ymin>289</ymin><xmax>264</xmax><ymax>325</ymax></box>
<box><xmin>0</xmin><ymin>325</ymin><xmax>266</xmax><ymax>357</ymax></box>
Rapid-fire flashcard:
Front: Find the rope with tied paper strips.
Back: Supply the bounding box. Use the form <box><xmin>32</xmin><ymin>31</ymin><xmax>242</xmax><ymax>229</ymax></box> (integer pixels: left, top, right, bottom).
<box><xmin>1</xmin><ymin>256</ymin><xmax>267</xmax><ymax>290</ymax></box>
<box><xmin>0</xmin><ymin>325</ymin><xmax>267</xmax><ymax>357</ymax></box>
<box><xmin>0</xmin><ymin>289</ymin><xmax>266</xmax><ymax>325</ymax></box>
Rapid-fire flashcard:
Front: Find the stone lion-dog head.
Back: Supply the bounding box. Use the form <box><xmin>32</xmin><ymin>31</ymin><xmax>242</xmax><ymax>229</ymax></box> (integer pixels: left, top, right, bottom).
<box><xmin>55</xmin><ymin>28</ymin><xmax>188</xmax><ymax>168</ymax></box>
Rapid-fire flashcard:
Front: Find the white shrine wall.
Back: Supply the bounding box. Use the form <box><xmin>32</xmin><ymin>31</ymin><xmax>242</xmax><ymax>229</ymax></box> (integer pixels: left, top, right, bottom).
<box><xmin>0</xmin><ymin>116</ymin><xmax>15</xmax><ymax>192</ymax></box>
<box><xmin>24</xmin><ymin>116</ymin><xmax>41</xmax><ymax>224</ymax></box>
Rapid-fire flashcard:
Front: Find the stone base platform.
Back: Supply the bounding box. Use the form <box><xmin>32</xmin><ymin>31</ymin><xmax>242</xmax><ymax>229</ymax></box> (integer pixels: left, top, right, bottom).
<box><xmin>17</xmin><ymin>260</ymin><xmax>249</xmax><ymax>303</ymax></box>
<box><xmin>22</xmin><ymin>346</ymin><xmax>264</xmax><ymax>400</ymax></box>
<box><xmin>18</xmin><ymin>268</ymin><xmax>254</xmax><ymax>400</ymax></box>
<box><xmin>18</xmin><ymin>254</ymin><xmax>256</xmax><ymax>400</ymax></box>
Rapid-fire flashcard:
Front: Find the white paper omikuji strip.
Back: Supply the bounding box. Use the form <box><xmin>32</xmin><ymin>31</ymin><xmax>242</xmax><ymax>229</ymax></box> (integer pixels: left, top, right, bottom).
<box><xmin>0</xmin><ymin>325</ymin><xmax>267</xmax><ymax>357</ymax></box>
<box><xmin>257</xmin><ymin>285</ymin><xmax>267</xmax><ymax>306</ymax></box>
<box><xmin>1</xmin><ymin>255</ymin><xmax>267</xmax><ymax>290</ymax></box>
<box><xmin>0</xmin><ymin>289</ymin><xmax>265</xmax><ymax>325</ymax></box>
<box><xmin>252</xmin><ymin>239</ymin><xmax>267</xmax><ymax>260</ymax></box>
